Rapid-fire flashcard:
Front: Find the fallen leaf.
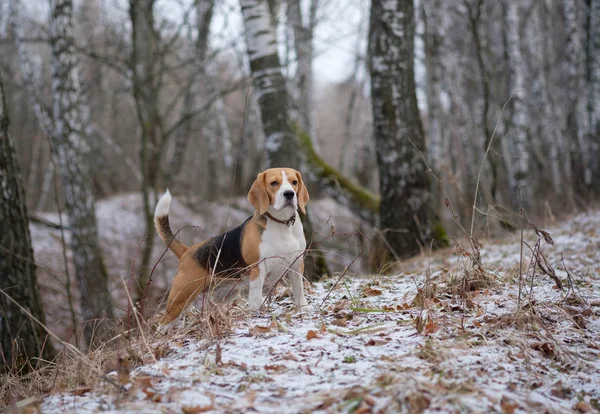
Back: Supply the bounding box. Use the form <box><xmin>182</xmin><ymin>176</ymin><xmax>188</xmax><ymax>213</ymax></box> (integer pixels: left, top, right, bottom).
<box><xmin>264</xmin><ymin>364</ymin><xmax>286</xmax><ymax>373</ymax></box>
<box><xmin>501</xmin><ymin>396</ymin><xmax>518</xmax><ymax>414</ymax></box>
<box><xmin>320</xmin><ymin>321</ymin><xmax>327</xmax><ymax>334</ymax></box>
<box><xmin>424</xmin><ymin>317</ymin><xmax>439</xmax><ymax>335</ymax></box>
<box><xmin>181</xmin><ymin>404</ymin><xmax>214</xmax><ymax>413</ymax></box>
<box><xmin>215</xmin><ymin>343</ymin><xmax>222</xmax><ymax>365</ymax></box>
<box><xmin>283</xmin><ymin>351</ymin><xmax>300</xmax><ymax>361</ymax></box>
<box><xmin>153</xmin><ymin>344</ymin><xmax>170</xmax><ymax>360</ymax></box>
<box><xmin>531</xmin><ymin>342</ymin><xmax>555</xmax><ymax>358</ymax></box>
<box><xmin>364</xmin><ymin>287</ymin><xmax>383</xmax><ymax>297</ymax></box>
<box><xmin>249</xmin><ymin>324</ymin><xmax>271</xmax><ymax>336</ymax></box>
<box><xmin>307</xmin><ymin>330</ymin><xmax>319</xmax><ymax>340</ymax></box>
<box><xmin>575</xmin><ymin>401</ymin><xmax>593</xmax><ymax>413</ymax></box>
<box><xmin>366</xmin><ymin>338</ymin><xmax>389</xmax><ymax>346</ymax></box>
<box><xmin>134</xmin><ymin>376</ymin><xmax>153</xmax><ymax>389</ymax></box>
<box><xmin>117</xmin><ymin>357</ymin><xmax>130</xmax><ymax>385</ymax></box>
<box><xmin>71</xmin><ymin>387</ymin><xmax>92</xmax><ymax>396</ymax></box>
<box><xmin>331</xmin><ymin>318</ymin><xmax>348</xmax><ymax>327</ymax></box>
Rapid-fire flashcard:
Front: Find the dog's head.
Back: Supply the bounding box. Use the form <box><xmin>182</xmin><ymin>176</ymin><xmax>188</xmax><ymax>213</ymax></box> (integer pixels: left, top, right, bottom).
<box><xmin>247</xmin><ymin>168</ymin><xmax>310</xmax><ymax>217</ymax></box>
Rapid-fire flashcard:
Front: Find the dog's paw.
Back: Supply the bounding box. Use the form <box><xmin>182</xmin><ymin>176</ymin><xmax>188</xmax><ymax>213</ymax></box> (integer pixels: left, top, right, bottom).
<box><xmin>295</xmin><ymin>299</ymin><xmax>310</xmax><ymax>312</ymax></box>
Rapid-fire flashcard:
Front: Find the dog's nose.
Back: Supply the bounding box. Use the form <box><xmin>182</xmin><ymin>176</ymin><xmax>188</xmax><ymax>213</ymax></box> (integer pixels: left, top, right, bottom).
<box><xmin>283</xmin><ymin>190</ymin><xmax>295</xmax><ymax>200</ymax></box>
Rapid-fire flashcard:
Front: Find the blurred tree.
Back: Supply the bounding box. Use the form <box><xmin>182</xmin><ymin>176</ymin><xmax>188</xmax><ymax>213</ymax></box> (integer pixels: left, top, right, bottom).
<box><xmin>130</xmin><ymin>0</ymin><xmax>162</xmax><ymax>301</ymax></box>
<box><xmin>0</xmin><ymin>74</ymin><xmax>54</xmax><ymax>374</ymax></box>
<box><xmin>48</xmin><ymin>0</ymin><xmax>114</xmax><ymax>344</ymax></box>
<box><xmin>240</xmin><ymin>0</ymin><xmax>298</xmax><ymax>167</ymax></box>
<box><xmin>504</xmin><ymin>1</ymin><xmax>530</xmax><ymax>211</ymax></box>
<box><xmin>286</xmin><ymin>0</ymin><xmax>318</xmax><ymax>143</ymax></box>
<box><xmin>240</xmin><ymin>0</ymin><xmax>330</xmax><ymax>279</ymax></box>
<box><xmin>563</xmin><ymin>0</ymin><xmax>589</xmax><ymax>198</ymax></box>
<box><xmin>165</xmin><ymin>0</ymin><xmax>214</xmax><ymax>187</ymax></box>
<box><xmin>587</xmin><ymin>0</ymin><xmax>600</xmax><ymax>193</ymax></box>
<box><xmin>368</xmin><ymin>0</ymin><xmax>432</xmax><ymax>258</ymax></box>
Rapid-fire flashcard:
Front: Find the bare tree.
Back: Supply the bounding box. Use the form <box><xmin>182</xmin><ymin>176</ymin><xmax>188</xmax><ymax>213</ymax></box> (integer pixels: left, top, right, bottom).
<box><xmin>165</xmin><ymin>0</ymin><xmax>214</xmax><ymax>187</ymax></box>
<box><xmin>286</xmin><ymin>0</ymin><xmax>318</xmax><ymax>142</ymax></box>
<box><xmin>563</xmin><ymin>0</ymin><xmax>589</xmax><ymax>196</ymax></box>
<box><xmin>48</xmin><ymin>0</ymin><xmax>114</xmax><ymax>342</ymax></box>
<box><xmin>130</xmin><ymin>0</ymin><xmax>162</xmax><ymax>300</ymax></box>
<box><xmin>423</xmin><ymin>0</ymin><xmax>445</xmax><ymax>174</ymax></box>
<box><xmin>0</xmin><ymin>74</ymin><xmax>54</xmax><ymax>373</ymax></box>
<box><xmin>587</xmin><ymin>0</ymin><xmax>600</xmax><ymax>192</ymax></box>
<box><xmin>369</xmin><ymin>0</ymin><xmax>432</xmax><ymax>258</ymax></box>
<box><xmin>464</xmin><ymin>0</ymin><xmax>498</xmax><ymax>202</ymax></box>
<box><xmin>504</xmin><ymin>0</ymin><xmax>530</xmax><ymax>210</ymax></box>
<box><xmin>240</xmin><ymin>0</ymin><xmax>299</xmax><ymax>167</ymax></box>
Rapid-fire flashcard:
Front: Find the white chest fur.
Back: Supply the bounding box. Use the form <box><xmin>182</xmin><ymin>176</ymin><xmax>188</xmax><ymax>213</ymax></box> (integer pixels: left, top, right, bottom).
<box><xmin>248</xmin><ymin>217</ymin><xmax>309</xmax><ymax>310</ymax></box>
<box><xmin>260</xmin><ymin>218</ymin><xmax>306</xmax><ymax>271</ymax></box>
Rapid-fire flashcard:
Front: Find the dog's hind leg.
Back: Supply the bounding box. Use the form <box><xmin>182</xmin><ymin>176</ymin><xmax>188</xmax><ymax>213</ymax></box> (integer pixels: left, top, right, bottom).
<box><xmin>160</xmin><ymin>267</ymin><xmax>209</xmax><ymax>325</ymax></box>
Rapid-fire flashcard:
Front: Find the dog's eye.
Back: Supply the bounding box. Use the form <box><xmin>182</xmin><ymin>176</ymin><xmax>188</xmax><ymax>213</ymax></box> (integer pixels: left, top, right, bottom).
<box><xmin>292</xmin><ymin>180</ymin><xmax>298</xmax><ymax>186</ymax></box>
<box><xmin>270</xmin><ymin>181</ymin><xmax>278</xmax><ymax>187</ymax></box>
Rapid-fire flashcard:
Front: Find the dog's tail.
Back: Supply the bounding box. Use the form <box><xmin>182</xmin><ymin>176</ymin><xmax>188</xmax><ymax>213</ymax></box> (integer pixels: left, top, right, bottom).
<box><xmin>154</xmin><ymin>190</ymin><xmax>188</xmax><ymax>259</ymax></box>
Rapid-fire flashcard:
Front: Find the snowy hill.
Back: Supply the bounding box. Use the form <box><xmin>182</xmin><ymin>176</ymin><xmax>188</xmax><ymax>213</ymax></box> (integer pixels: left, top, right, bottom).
<box><xmin>31</xmin><ymin>210</ymin><xmax>600</xmax><ymax>413</ymax></box>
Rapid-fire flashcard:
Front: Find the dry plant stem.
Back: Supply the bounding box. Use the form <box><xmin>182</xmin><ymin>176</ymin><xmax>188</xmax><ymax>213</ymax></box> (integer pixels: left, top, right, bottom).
<box><xmin>120</xmin><ymin>278</ymin><xmax>157</xmax><ymax>364</ymax></box>
<box><xmin>127</xmin><ymin>238</ymin><xmax>146</xmax><ymax>330</ymax></box>
<box><xmin>518</xmin><ymin>208</ymin><xmax>524</xmax><ymax>312</ymax></box>
<box><xmin>470</xmin><ymin>92</ymin><xmax>516</xmax><ymax>238</ymax></box>
<box><xmin>52</xmin><ymin>167</ymin><xmax>77</xmax><ymax>341</ymax></box>
<box><xmin>319</xmin><ymin>250</ymin><xmax>364</xmax><ymax>308</ymax></box>
<box><xmin>561</xmin><ymin>254</ymin><xmax>588</xmax><ymax>305</ymax></box>
<box><xmin>0</xmin><ymin>288</ymin><xmax>124</xmax><ymax>391</ymax></box>
<box><xmin>407</xmin><ymin>135</ymin><xmax>482</xmax><ymax>267</ymax></box>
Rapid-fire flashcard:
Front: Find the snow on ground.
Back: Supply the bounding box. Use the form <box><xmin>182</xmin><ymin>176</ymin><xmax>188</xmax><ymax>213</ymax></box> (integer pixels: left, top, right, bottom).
<box><xmin>38</xmin><ymin>211</ymin><xmax>600</xmax><ymax>413</ymax></box>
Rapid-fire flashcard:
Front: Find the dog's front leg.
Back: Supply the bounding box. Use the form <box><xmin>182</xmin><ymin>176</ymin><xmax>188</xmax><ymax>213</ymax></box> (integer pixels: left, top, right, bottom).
<box><xmin>289</xmin><ymin>263</ymin><xmax>309</xmax><ymax>310</ymax></box>
<box><xmin>248</xmin><ymin>264</ymin><xmax>266</xmax><ymax>310</ymax></box>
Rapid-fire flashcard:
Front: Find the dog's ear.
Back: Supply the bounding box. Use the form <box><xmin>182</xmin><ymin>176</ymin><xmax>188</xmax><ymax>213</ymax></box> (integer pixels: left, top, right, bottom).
<box><xmin>296</xmin><ymin>171</ymin><xmax>310</xmax><ymax>215</ymax></box>
<box><xmin>248</xmin><ymin>172</ymin><xmax>270</xmax><ymax>215</ymax></box>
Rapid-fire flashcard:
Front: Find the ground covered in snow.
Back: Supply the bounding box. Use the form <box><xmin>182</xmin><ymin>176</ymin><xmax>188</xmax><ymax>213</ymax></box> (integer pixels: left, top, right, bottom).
<box><xmin>32</xmin><ymin>211</ymin><xmax>600</xmax><ymax>413</ymax></box>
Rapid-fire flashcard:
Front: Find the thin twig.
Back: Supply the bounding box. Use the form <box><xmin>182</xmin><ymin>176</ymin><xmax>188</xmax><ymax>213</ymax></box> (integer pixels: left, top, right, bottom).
<box><xmin>517</xmin><ymin>208</ymin><xmax>524</xmax><ymax>312</ymax></box>
<box><xmin>470</xmin><ymin>91</ymin><xmax>516</xmax><ymax>238</ymax></box>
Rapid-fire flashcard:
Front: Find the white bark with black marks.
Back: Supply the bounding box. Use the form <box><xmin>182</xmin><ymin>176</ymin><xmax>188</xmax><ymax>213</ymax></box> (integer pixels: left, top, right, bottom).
<box><xmin>369</xmin><ymin>0</ymin><xmax>432</xmax><ymax>257</ymax></box>
<box><xmin>240</xmin><ymin>0</ymin><xmax>298</xmax><ymax>166</ymax></box>
<box><xmin>563</xmin><ymin>0</ymin><xmax>590</xmax><ymax>192</ymax></box>
<box><xmin>588</xmin><ymin>0</ymin><xmax>600</xmax><ymax>190</ymax></box>
<box><xmin>49</xmin><ymin>0</ymin><xmax>114</xmax><ymax>341</ymax></box>
<box><xmin>0</xmin><ymin>76</ymin><xmax>54</xmax><ymax>373</ymax></box>
<box><xmin>505</xmin><ymin>1</ymin><xmax>530</xmax><ymax>210</ymax></box>
<box><xmin>286</xmin><ymin>0</ymin><xmax>318</xmax><ymax>147</ymax></box>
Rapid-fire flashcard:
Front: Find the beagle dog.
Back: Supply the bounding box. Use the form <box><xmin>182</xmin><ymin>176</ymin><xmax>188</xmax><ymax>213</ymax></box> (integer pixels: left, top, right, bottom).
<box><xmin>154</xmin><ymin>168</ymin><xmax>310</xmax><ymax>325</ymax></box>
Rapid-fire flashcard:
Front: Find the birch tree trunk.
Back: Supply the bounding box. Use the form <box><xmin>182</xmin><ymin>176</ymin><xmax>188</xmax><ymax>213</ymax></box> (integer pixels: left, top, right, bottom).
<box><xmin>588</xmin><ymin>0</ymin><xmax>600</xmax><ymax>193</ymax></box>
<box><xmin>423</xmin><ymin>0</ymin><xmax>444</xmax><ymax>173</ymax></box>
<box><xmin>532</xmin><ymin>2</ymin><xmax>562</xmax><ymax>194</ymax></box>
<box><xmin>165</xmin><ymin>0</ymin><xmax>213</xmax><ymax>186</ymax></box>
<box><xmin>240</xmin><ymin>0</ymin><xmax>299</xmax><ymax>167</ymax></box>
<box><xmin>0</xmin><ymin>75</ymin><xmax>54</xmax><ymax>374</ymax></box>
<box><xmin>130</xmin><ymin>0</ymin><xmax>162</xmax><ymax>301</ymax></box>
<box><xmin>563</xmin><ymin>0</ymin><xmax>589</xmax><ymax>196</ymax></box>
<box><xmin>241</xmin><ymin>0</ymin><xmax>330</xmax><ymax>280</ymax></box>
<box><xmin>504</xmin><ymin>1</ymin><xmax>530</xmax><ymax>210</ymax></box>
<box><xmin>286</xmin><ymin>0</ymin><xmax>318</xmax><ymax>143</ymax></box>
<box><xmin>369</xmin><ymin>0</ymin><xmax>432</xmax><ymax>258</ymax></box>
<box><xmin>49</xmin><ymin>0</ymin><xmax>114</xmax><ymax>343</ymax></box>
<box><xmin>465</xmin><ymin>0</ymin><xmax>498</xmax><ymax>202</ymax></box>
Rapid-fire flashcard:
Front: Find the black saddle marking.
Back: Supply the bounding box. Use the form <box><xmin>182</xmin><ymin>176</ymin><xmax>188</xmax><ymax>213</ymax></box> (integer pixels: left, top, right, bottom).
<box><xmin>195</xmin><ymin>217</ymin><xmax>252</xmax><ymax>278</ymax></box>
